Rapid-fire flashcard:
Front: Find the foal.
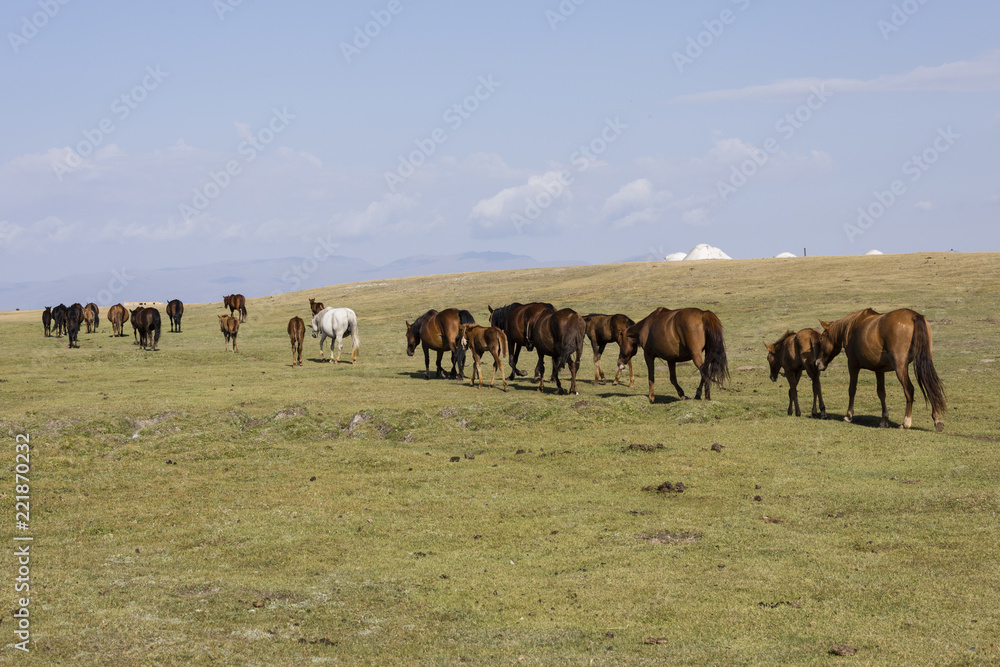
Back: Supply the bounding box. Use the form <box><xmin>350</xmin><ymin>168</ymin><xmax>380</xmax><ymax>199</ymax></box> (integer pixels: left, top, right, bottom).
<box><xmin>765</xmin><ymin>329</ymin><xmax>826</xmax><ymax>418</ymax></box>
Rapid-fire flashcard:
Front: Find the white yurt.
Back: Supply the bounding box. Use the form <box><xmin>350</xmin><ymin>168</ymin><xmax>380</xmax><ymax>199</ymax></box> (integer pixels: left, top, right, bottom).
<box><xmin>865</xmin><ymin>249</ymin><xmax>884</xmax><ymax>255</ymax></box>
<box><xmin>664</xmin><ymin>252</ymin><xmax>687</xmax><ymax>261</ymax></box>
<box><xmin>683</xmin><ymin>244</ymin><xmax>732</xmax><ymax>261</ymax></box>
<box><xmin>774</xmin><ymin>252</ymin><xmax>797</xmax><ymax>258</ymax></box>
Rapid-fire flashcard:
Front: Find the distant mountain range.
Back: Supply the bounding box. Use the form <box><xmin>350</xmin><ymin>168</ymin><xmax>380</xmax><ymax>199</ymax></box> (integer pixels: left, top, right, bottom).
<box><xmin>0</xmin><ymin>251</ymin><xmax>583</xmax><ymax>311</ymax></box>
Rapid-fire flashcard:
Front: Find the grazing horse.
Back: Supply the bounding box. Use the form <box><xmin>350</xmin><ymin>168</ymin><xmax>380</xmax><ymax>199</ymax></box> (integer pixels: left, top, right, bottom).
<box><xmin>766</xmin><ymin>329</ymin><xmax>826</xmax><ymax>418</ymax></box>
<box><xmin>42</xmin><ymin>307</ymin><xmax>52</xmax><ymax>337</ymax></box>
<box><xmin>583</xmin><ymin>313</ymin><xmax>635</xmax><ymax>387</ymax></box>
<box><xmin>288</xmin><ymin>316</ymin><xmax>305</xmax><ymax>367</ymax></box>
<box><xmin>218</xmin><ymin>315</ymin><xmax>240</xmax><ymax>353</ymax></box>
<box><xmin>617</xmin><ymin>307</ymin><xmax>729</xmax><ymax>403</ymax></box>
<box><xmin>524</xmin><ymin>308</ymin><xmax>586</xmax><ymax>395</ymax></box>
<box><xmin>135</xmin><ymin>308</ymin><xmax>161</xmax><ymax>351</ymax></box>
<box><xmin>66</xmin><ymin>305</ymin><xmax>82</xmax><ymax>348</ymax></box>
<box><xmin>166</xmin><ymin>299</ymin><xmax>184</xmax><ymax>333</ymax></box>
<box><xmin>311</xmin><ymin>307</ymin><xmax>361</xmax><ymax>364</ymax></box>
<box><xmin>52</xmin><ymin>304</ymin><xmax>68</xmax><ymax>337</ymax></box>
<box><xmin>309</xmin><ymin>298</ymin><xmax>325</xmax><ymax>315</ymax></box>
<box><xmin>405</xmin><ymin>308</ymin><xmax>474</xmax><ymax>379</ymax></box>
<box><xmin>817</xmin><ymin>308</ymin><xmax>945</xmax><ymax>431</ymax></box>
<box><xmin>459</xmin><ymin>324</ymin><xmax>509</xmax><ymax>391</ymax></box>
<box><xmin>224</xmin><ymin>294</ymin><xmax>247</xmax><ymax>322</ymax></box>
<box><xmin>108</xmin><ymin>304</ymin><xmax>129</xmax><ymax>337</ymax></box>
<box><xmin>488</xmin><ymin>302</ymin><xmax>555</xmax><ymax>380</ymax></box>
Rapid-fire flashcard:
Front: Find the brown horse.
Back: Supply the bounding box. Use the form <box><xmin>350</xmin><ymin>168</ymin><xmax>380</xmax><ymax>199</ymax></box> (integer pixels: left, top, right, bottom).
<box><xmin>131</xmin><ymin>307</ymin><xmax>146</xmax><ymax>345</ymax></box>
<box><xmin>66</xmin><ymin>304</ymin><xmax>82</xmax><ymax>348</ymax></box>
<box><xmin>766</xmin><ymin>329</ymin><xmax>826</xmax><ymax>418</ymax></box>
<box><xmin>583</xmin><ymin>313</ymin><xmax>635</xmax><ymax>386</ymax></box>
<box><xmin>42</xmin><ymin>307</ymin><xmax>52</xmax><ymax>337</ymax></box>
<box><xmin>309</xmin><ymin>298</ymin><xmax>324</xmax><ymax>315</ymax></box>
<box><xmin>108</xmin><ymin>304</ymin><xmax>129</xmax><ymax>337</ymax></box>
<box><xmin>219</xmin><ymin>315</ymin><xmax>240</xmax><ymax>353</ymax></box>
<box><xmin>817</xmin><ymin>308</ymin><xmax>945</xmax><ymax>431</ymax></box>
<box><xmin>617</xmin><ymin>307</ymin><xmax>729</xmax><ymax>403</ymax></box>
<box><xmin>459</xmin><ymin>324</ymin><xmax>509</xmax><ymax>391</ymax></box>
<box><xmin>524</xmin><ymin>308</ymin><xmax>586</xmax><ymax>395</ymax></box>
<box><xmin>488</xmin><ymin>302</ymin><xmax>555</xmax><ymax>380</ymax></box>
<box><xmin>82</xmin><ymin>303</ymin><xmax>97</xmax><ymax>333</ymax></box>
<box><xmin>224</xmin><ymin>294</ymin><xmax>247</xmax><ymax>322</ymax></box>
<box><xmin>134</xmin><ymin>308</ymin><xmax>161</xmax><ymax>351</ymax></box>
<box><xmin>405</xmin><ymin>308</ymin><xmax>475</xmax><ymax>379</ymax></box>
<box><xmin>166</xmin><ymin>299</ymin><xmax>184</xmax><ymax>332</ymax></box>
<box><xmin>288</xmin><ymin>316</ymin><xmax>305</xmax><ymax>367</ymax></box>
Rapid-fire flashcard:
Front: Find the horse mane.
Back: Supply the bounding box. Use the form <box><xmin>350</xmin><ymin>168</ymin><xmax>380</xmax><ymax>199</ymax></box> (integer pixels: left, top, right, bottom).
<box><xmin>489</xmin><ymin>304</ymin><xmax>518</xmax><ymax>329</ymax></box>
<box><xmin>458</xmin><ymin>310</ymin><xmax>476</xmax><ymax>325</ymax></box>
<box><xmin>829</xmin><ymin>308</ymin><xmax>880</xmax><ymax>343</ymax></box>
<box><xmin>583</xmin><ymin>313</ymin><xmax>606</xmax><ymax>321</ymax></box>
<box><xmin>772</xmin><ymin>329</ymin><xmax>796</xmax><ymax>348</ymax></box>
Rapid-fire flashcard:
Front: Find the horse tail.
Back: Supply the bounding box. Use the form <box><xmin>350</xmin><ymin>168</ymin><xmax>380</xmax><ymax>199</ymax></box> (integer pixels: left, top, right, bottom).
<box><xmin>555</xmin><ymin>323</ymin><xmax>584</xmax><ymax>373</ymax></box>
<box><xmin>499</xmin><ymin>330</ymin><xmax>508</xmax><ymax>363</ymax></box>
<box><xmin>459</xmin><ymin>309</ymin><xmax>476</xmax><ymax>325</ymax></box>
<box><xmin>240</xmin><ymin>304</ymin><xmax>247</xmax><ymax>321</ymax></box>
<box><xmin>913</xmin><ymin>314</ymin><xmax>946</xmax><ymax>413</ymax></box>
<box><xmin>152</xmin><ymin>311</ymin><xmax>162</xmax><ymax>350</ymax></box>
<box><xmin>350</xmin><ymin>312</ymin><xmax>361</xmax><ymax>358</ymax></box>
<box><xmin>702</xmin><ymin>311</ymin><xmax>730</xmax><ymax>388</ymax></box>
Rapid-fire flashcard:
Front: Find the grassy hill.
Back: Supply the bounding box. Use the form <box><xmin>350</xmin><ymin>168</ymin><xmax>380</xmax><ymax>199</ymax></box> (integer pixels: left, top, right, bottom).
<box><xmin>2</xmin><ymin>252</ymin><xmax>998</xmax><ymax>664</ymax></box>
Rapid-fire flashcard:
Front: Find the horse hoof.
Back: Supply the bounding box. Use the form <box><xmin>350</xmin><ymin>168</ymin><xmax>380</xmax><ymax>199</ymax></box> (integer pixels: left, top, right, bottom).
<box><xmin>935</xmin><ymin>421</ymin><xmax>944</xmax><ymax>432</ymax></box>
<box><xmin>843</xmin><ymin>416</ymin><xmax>852</xmax><ymax>423</ymax></box>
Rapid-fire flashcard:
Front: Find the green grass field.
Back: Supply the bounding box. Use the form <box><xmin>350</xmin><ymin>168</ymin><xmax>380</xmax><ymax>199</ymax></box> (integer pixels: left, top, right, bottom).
<box><xmin>2</xmin><ymin>252</ymin><xmax>998</xmax><ymax>665</ymax></box>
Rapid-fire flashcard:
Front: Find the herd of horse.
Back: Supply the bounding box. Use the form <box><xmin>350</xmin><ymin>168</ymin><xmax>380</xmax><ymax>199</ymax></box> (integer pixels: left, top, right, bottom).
<box><xmin>39</xmin><ymin>293</ymin><xmax>947</xmax><ymax>430</ymax></box>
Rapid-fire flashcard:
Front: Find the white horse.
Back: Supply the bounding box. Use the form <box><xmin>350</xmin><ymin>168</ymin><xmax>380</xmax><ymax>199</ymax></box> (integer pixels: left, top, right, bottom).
<box><xmin>311</xmin><ymin>307</ymin><xmax>360</xmax><ymax>364</ymax></box>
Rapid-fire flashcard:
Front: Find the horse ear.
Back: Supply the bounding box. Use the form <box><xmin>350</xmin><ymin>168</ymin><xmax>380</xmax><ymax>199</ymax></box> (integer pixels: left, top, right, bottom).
<box><xmin>819</xmin><ymin>320</ymin><xmax>831</xmax><ymax>330</ymax></box>
<box><xmin>765</xmin><ymin>342</ymin><xmax>774</xmax><ymax>353</ymax></box>
<box><xmin>488</xmin><ymin>305</ymin><xmax>493</xmax><ymax>313</ymax></box>
<box><xmin>405</xmin><ymin>321</ymin><xmax>410</xmax><ymax>330</ymax></box>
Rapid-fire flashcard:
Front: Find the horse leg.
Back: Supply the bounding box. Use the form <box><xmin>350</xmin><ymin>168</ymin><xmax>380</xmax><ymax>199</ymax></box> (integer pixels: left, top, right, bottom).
<box><xmin>895</xmin><ymin>363</ymin><xmax>915</xmax><ymax>429</ymax></box>
<box><xmin>876</xmin><ymin>371</ymin><xmax>889</xmax><ymax>427</ymax></box>
<box><xmin>788</xmin><ymin>370</ymin><xmax>801</xmax><ymax>416</ymax></box>
<box><xmin>808</xmin><ymin>365</ymin><xmax>826</xmax><ymax>418</ymax></box>
<box><xmin>569</xmin><ymin>346</ymin><xmax>580</xmax><ymax>396</ymax></box>
<box><xmin>536</xmin><ymin>351</ymin><xmax>546</xmax><ymax>393</ymax></box>
<box><xmin>495</xmin><ymin>348</ymin><xmax>507</xmax><ymax>391</ymax></box>
<box><xmin>510</xmin><ymin>342</ymin><xmax>527</xmax><ymax>378</ymax></box>
<box><xmin>691</xmin><ymin>348</ymin><xmax>707</xmax><ymax>400</ymax></box>
<box><xmin>593</xmin><ymin>341</ymin><xmax>605</xmax><ymax>385</ymax></box>
<box><xmin>667</xmin><ymin>360</ymin><xmax>686</xmax><ymax>400</ymax></box>
<box><xmin>422</xmin><ymin>345</ymin><xmax>431</xmax><ymax>380</ymax></box>
<box><xmin>844</xmin><ymin>360</ymin><xmax>860</xmax><ymax>423</ymax></box>
<box><xmin>645</xmin><ymin>351</ymin><xmax>657</xmax><ymax>403</ymax></box>
<box><xmin>334</xmin><ymin>333</ymin><xmax>343</xmax><ymax>364</ymax></box>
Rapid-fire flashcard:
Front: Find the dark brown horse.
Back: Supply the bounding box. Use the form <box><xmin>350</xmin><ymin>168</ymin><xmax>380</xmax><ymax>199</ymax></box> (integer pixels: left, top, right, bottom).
<box><xmin>459</xmin><ymin>324</ymin><xmax>509</xmax><ymax>391</ymax></box>
<box><xmin>288</xmin><ymin>316</ymin><xmax>305</xmax><ymax>367</ymax></box>
<box><xmin>583</xmin><ymin>313</ymin><xmax>635</xmax><ymax>386</ymax></box>
<box><xmin>131</xmin><ymin>307</ymin><xmax>146</xmax><ymax>345</ymax></box>
<box><xmin>224</xmin><ymin>294</ymin><xmax>247</xmax><ymax>322</ymax></box>
<box><xmin>52</xmin><ymin>304</ymin><xmax>68</xmax><ymax>337</ymax></box>
<box><xmin>405</xmin><ymin>308</ymin><xmax>475</xmax><ymax>379</ymax></box>
<box><xmin>108</xmin><ymin>304</ymin><xmax>129</xmax><ymax>337</ymax></box>
<box><xmin>617</xmin><ymin>307</ymin><xmax>729</xmax><ymax>403</ymax></box>
<box><xmin>134</xmin><ymin>308</ymin><xmax>161</xmax><ymax>351</ymax></box>
<box><xmin>66</xmin><ymin>304</ymin><xmax>82</xmax><ymax>348</ymax></box>
<box><xmin>309</xmin><ymin>298</ymin><xmax>324</xmax><ymax>315</ymax></box>
<box><xmin>766</xmin><ymin>329</ymin><xmax>826</xmax><ymax>418</ymax></box>
<box><xmin>219</xmin><ymin>315</ymin><xmax>240</xmax><ymax>353</ymax></box>
<box><xmin>817</xmin><ymin>308</ymin><xmax>945</xmax><ymax>431</ymax></box>
<box><xmin>42</xmin><ymin>307</ymin><xmax>52</xmax><ymax>337</ymax></box>
<box><xmin>524</xmin><ymin>308</ymin><xmax>586</xmax><ymax>395</ymax></box>
<box><xmin>166</xmin><ymin>299</ymin><xmax>184</xmax><ymax>332</ymax></box>
<box><xmin>82</xmin><ymin>303</ymin><xmax>98</xmax><ymax>333</ymax></box>
<box><xmin>488</xmin><ymin>302</ymin><xmax>555</xmax><ymax>380</ymax></box>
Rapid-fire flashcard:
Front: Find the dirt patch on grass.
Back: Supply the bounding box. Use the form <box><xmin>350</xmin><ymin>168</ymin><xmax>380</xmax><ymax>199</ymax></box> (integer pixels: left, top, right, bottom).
<box><xmin>623</xmin><ymin>443</ymin><xmax>664</xmax><ymax>452</ymax></box>
<box><xmin>133</xmin><ymin>412</ymin><xmax>179</xmax><ymax>430</ymax></box>
<box><xmin>272</xmin><ymin>406</ymin><xmax>307</xmax><ymax>420</ymax></box>
<box><xmin>637</xmin><ymin>531</ymin><xmax>701</xmax><ymax>545</ymax></box>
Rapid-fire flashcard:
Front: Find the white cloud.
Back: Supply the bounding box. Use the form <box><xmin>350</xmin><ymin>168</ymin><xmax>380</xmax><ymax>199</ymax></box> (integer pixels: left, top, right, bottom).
<box><xmin>915</xmin><ymin>201</ymin><xmax>934</xmax><ymax>210</ymax></box>
<box><xmin>675</xmin><ymin>50</ymin><xmax>1000</xmax><ymax>103</ymax></box>
<box><xmin>469</xmin><ymin>171</ymin><xmax>572</xmax><ymax>230</ymax></box>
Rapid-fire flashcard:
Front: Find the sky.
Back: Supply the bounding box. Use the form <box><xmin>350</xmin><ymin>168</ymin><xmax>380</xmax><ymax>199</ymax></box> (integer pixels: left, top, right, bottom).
<box><xmin>1</xmin><ymin>0</ymin><xmax>998</xmax><ymax>287</ymax></box>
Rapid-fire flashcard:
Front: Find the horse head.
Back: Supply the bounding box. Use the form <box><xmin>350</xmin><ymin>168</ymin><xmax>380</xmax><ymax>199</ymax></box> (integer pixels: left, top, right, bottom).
<box><xmin>816</xmin><ymin>320</ymin><xmax>840</xmax><ymax>371</ymax></box>
<box><xmin>616</xmin><ymin>328</ymin><xmax>639</xmax><ymax>372</ymax></box>
<box><xmin>764</xmin><ymin>341</ymin><xmax>781</xmax><ymax>382</ymax></box>
<box><xmin>404</xmin><ymin>321</ymin><xmax>418</xmax><ymax>356</ymax></box>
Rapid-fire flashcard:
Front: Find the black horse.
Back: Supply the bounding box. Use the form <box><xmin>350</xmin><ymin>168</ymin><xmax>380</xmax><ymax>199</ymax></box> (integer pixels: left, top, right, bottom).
<box><xmin>66</xmin><ymin>305</ymin><xmax>82</xmax><ymax>348</ymax></box>
<box><xmin>42</xmin><ymin>307</ymin><xmax>52</xmax><ymax>337</ymax></box>
<box><xmin>166</xmin><ymin>299</ymin><xmax>184</xmax><ymax>333</ymax></box>
<box><xmin>52</xmin><ymin>304</ymin><xmax>68</xmax><ymax>337</ymax></box>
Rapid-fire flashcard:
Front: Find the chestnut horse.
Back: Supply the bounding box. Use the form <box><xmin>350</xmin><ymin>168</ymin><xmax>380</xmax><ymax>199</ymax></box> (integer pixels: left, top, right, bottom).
<box><xmin>488</xmin><ymin>302</ymin><xmax>555</xmax><ymax>380</ymax></box>
<box><xmin>42</xmin><ymin>307</ymin><xmax>52</xmax><ymax>337</ymax></box>
<box><xmin>108</xmin><ymin>304</ymin><xmax>129</xmax><ymax>337</ymax></box>
<box><xmin>524</xmin><ymin>308</ymin><xmax>586</xmax><ymax>395</ymax></box>
<box><xmin>288</xmin><ymin>316</ymin><xmax>305</xmax><ymax>367</ymax></box>
<box><xmin>218</xmin><ymin>315</ymin><xmax>240</xmax><ymax>353</ymax></box>
<box><xmin>766</xmin><ymin>329</ymin><xmax>826</xmax><ymax>418</ymax></box>
<box><xmin>405</xmin><ymin>308</ymin><xmax>475</xmax><ymax>380</ymax></box>
<box><xmin>309</xmin><ymin>298</ymin><xmax>325</xmax><ymax>315</ymax></box>
<box><xmin>224</xmin><ymin>294</ymin><xmax>247</xmax><ymax>322</ymax></box>
<box><xmin>459</xmin><ymin>324</ymin><xmax>509</xmax><ymax>391</ymax></box>
<box><xmin>817</xmin><ymin>308</ymin><xmax>945</xmax><ymax>431</ymax></box>
<box><xmin>166</xmin><ymin>299</ymin><xmax>184</xmax><ymax>332</ymax></box>
<box><xmin>617</xmin><ymin>307</ymin><xmax>729</xmax><ymax>403</ymax></box>
<box><xmin>82</xmin><ymin>303</ymin><xmax>98</xmax><ymax>333</ymax></box>
<box><xmin>583</xmin><ymin>313</ymin><xmax>635</xmax><ymax>387</ymax></box>
<box><xmin>134</xmin><ymin>308</ymin><xmax>161</xmax><ymax>351</ymax></box>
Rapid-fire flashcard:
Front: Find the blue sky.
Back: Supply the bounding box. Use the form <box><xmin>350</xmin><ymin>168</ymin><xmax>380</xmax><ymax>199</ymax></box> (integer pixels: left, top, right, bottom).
<box><xmin>2</xmin><ymin>0</ymin><xmax>998</xmax><ymax>283</ymax></box>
